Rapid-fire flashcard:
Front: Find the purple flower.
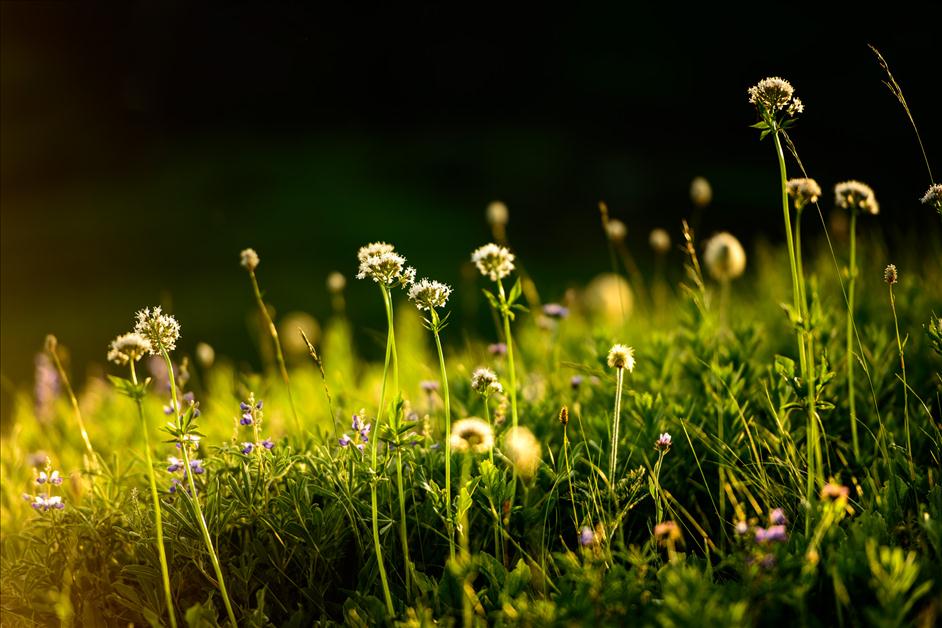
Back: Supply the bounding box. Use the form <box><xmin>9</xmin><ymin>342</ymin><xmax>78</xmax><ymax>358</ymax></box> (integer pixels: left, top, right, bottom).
<box><xmin>167</xmin><ymin>456</ymin><xmax>184</xmax><ymax>473</ymax></box>
<box><xmin>351</xmin><ymin>414</ymin><xmax>364</xmax><ymax>432</ymax></box>
<box><xmin>420</xmin><ymin>380</ymin><xmax>440</xmax><ymax>393</ymax></box>
<box><xmin>769</xmin><ymin>508</ymin><xmax>787</xmax><ymax>526</ymax></box>
<box><xmin>356</xmin><ymin>443</ymin><xmax>365</xmax><ymax>453</ymax></box>
<box><xmin>163</xmin><ymin>405</ymin><xmax>174</xmax><ymax>416</ymax></box>
<box><xmin>542</xmin><ymin>303</ymin><xmax>569</xmax><ymax>319</ymax></box>
<box><xmin>240</xmin><ymin>401</ymin><xmax>251</xmax><ymax>412</ymax></box>
<box><xmin>182</xmin><ymin>392</ymin><xmax>195</xmax><ymax>404</ymax></box>
<box><xmin>240</xmin><ymin>413</ymin><xmax>254</xmax><ymax>426</ymax></box>
<box><xmin>359</xmin><ymin>423</ymin><xmax>371</xmax><ymax>438</ymax></box>
<box><xmin>570</xmin><ymin>375</ymin><xmax>584</xmax><ymax>389</ymax></box>
<box><xmin>339</xmin><ymin>434</ymin><xmax>352</xmax><ymax>448</ymax></box>
<box><xmin>193</xmin><ymin>407</ymin><xmax>201</xmax><ymax>418</ymax></box>
<box><xmin>261</xmin><ymin>438</ymin><xmax>274</xmax><ymax>450</ymax></box>
<box><xmin>579</xmin><ymin>526</ymin><xmax>595</xmax><ymax>546</ymax></box>
<box><xmin>755</xmin><ymin>525</ymin><xmax>787</xmax><ymax>544</ymax></box>
<box><xmin>241</xmin><ymin>442</ymin><xmax>254</xmax><ymax>454</ymax></box>
<box><xmin>169</xmin><ymin>478</ymin><xmax>183</xmax><ymax>494</ymax></box>
<box><xmin>189</xmin><ymin>459</ymin><xmax>205</xmax><ymax>475</ymax></box>
<box><xmin>256</xmin><ymin>400</ymin><xmax>263</xmax><ymax>409</ymax></box>
<box><xmin>655</xmin><ymin>433</ymin><xmax>672</xmax><ymax>451</ymax></box>
<box><xmin>488</xmin><ymin>342</ymin><xmax>507</xmax><ymax>356</ymax></box>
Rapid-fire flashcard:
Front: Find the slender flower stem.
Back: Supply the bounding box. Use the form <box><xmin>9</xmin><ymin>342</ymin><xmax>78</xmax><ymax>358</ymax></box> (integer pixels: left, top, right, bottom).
<box><xmin>563</xmin><ymin>425</ymin><xmax>579</xmax><ymax>528</ymax></box>
<box><xmin>653</xmin><ymin>450</ymin><xmax>666</xmax><ymax>524</ymax></box>
<box><xmin>430</xmin><ymin>307</ymin><xmax>456</xmax><ymax>560</ymax></box>
<box><xmin>609</xmin><ymin>368</ymin><xmax>625</xmax><ymax>485</ymax></box>
<box><xmin>371</xmin><ymin>285</ymin><xmax>396</xmax><ymax>616</ymax></box>
<box><xmin>160</xmin><ymin>348</ymin><xmax>237</xmax><ymax>627</ymax></box>
<box><xmin>46</xmin><ymin>341</ymin><xmax>98</xmax><ymax>469</ymax></box>
<box><xmin>130</xmin><ymin>361</ymin><xmax>176</xmax><ymax>628</ymax></box>
<box><xmin>248</xmin><ymin>270</ymin><xmax>301</xmax><ymax>433</ymax></box>
<box><xmin>888</xmin><ymin>282</ymin><xmax>914</xmax><ymax>479</ymax></box>
<box><xmin>495</xmin><ymin>279</ymin><xmax>518</xmax><ymax>429</ymax></box>
<box><xmin>847</xmin><ymin>212</ymin><xmax>860</xmax><ymax>458</ymax></box>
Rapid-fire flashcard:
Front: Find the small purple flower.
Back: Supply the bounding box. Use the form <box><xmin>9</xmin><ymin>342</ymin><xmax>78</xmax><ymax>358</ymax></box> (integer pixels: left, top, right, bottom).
<box><xmin>542</xmin><ymin>303</ymin><xmax>569</xmax><ymax>319</ymax></box>
<box><xmin>261</xmin><ymin>438</ymin><xmax>274</xmax><ymax>450</ymax></box>
<box><xmin>189</xmin><ymin>459</ymin><xmax>205</xmax><ymax>475</ymax></box>
<box><xmin>769</xmin><ymin>508</ymin><xmax>787</xmax><ymax>526</ymax></box>
<box><xmin>764</xmin><ymin>525</ymin><xmax>787</xmax><ymax>543</ymax></box>
<box><xmin>655</xmin><ymin>432</ymin><xmax>672</xmax><ymax>452</ymax></box>
<box><xmin>420</xmin><ymin>380</ymin><xmax>440</xmax><ymax>393</ymax></box>
<box><xmin>579</xmin><ymin>526</ymin><xmax>595</xmax><ymax>546</ymax></box>
<box><xmin>182</xmin><ymin>392</ymin><xmax>195</xmax><ymax>404</ymax></box>
<box><xmin>169</xmin><ymin>478</ymin><xmax>183</xmax><ymax>494</ymax></box>
<box><xmin>241</xmin><ymin>442</ymin><xmax>254</xmax><ymax>455</ymax></box>
<box><xmin>488</xmin><ymin>342</ymin><xmax>507</xmax><ymax>356</ymax></box>
<box><xmin>240</xmin><ymin>401</ymin><xmax>251</xmax><ymax>412</ymax></box>
<box><xmin>163</xmin><ymin>405</ymin><xmax>174</xmax><ymax>416</ymax></box>
<box><xmin>359</xmin><ymin>422</ymin><xmax>371</xmax><ymax>438</ymax></box>
<box><xmin>570</xmin><ymin>375</ymin><xmax>584</xmax><ymax>389</ymax></box>
<box><xmin>256</xmin><ymin>400</ymin><xmax>263</xmax><ymax>410</ymax></box>
<box><xmin>193</xmin><ymin>407</ymin><xmax>201</xmax><ymax>418</ymax></box>
<box><xmin>351</xmin><ymin>414</ymin><xmax>364</xmax><ymax>432</ymax></box>
<box><xmin>339</xmin><ymin>434</ymin><xmax>352</xmax><ymax>448</ymax></box>
<box><xmin>167</xmin><ymin>456</ymin><xmax>184</xmax><ymax>473</ymax></box>
<box><xmin>240</xmin><ymin>413</ymin><xmax>254</xmax><ymax>425</ymax></box>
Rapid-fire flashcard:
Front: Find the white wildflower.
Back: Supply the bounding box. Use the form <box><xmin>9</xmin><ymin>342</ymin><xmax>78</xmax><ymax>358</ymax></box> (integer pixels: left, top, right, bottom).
<box><xmin>748</xmin><ymin>77</ymin><xmax>799</xmax><ymax>114</ymax></box>
<box><xmin>107</xmin><ymin>332</ymin><xmax>152</xmax><ymax>365</ymax></box>
<box><xmin>606</xmin><ymin>344</ymin><xmax>635</xmax><ymax>371</ymax></box>
<box><xmin>408</xmin><ymin>278</ymin><xmax>452</xmax><ymax>311</ymax></box>
<box><xmin>471</xmin><ymin>243</ymin><xmax>515</xmax><ymax>281</ymax></box>
<box><xmin>134</xmin><ymin>307</ymin><xmax>181</xmax><ymax>353</ymax></box>
<box><xmin>356</xmin><ymin>250</ymin><xmax>408</xmax><ymax>285</ymax></box>
<box><xmin>502</xmin><ymin>426</ymin><xmax>541</xmax><ymax>479</ymax></box>
<box><xmin>786</xmin><ymin>178</ymin><xmax>822</xmax><ymax>210</ymax></box>
<box><xmin>703</xmin><ymin>232</ymin><xmax>747</xmax><ymax>281</ymax></box>
<box><xmin>240</xmin><ymin>248</ymin><xmax>259</xmax><ymax>272</ymax></box>
<box><xmin>357</xmin><ymin>242</ymin><xmax>396</xmax><ymax>263</ymax></box>
<box><xmin>649</xmin><ymin>228</ymin><xmax>672</xmax><ymax>254</ymax></box>
<box><xmin>834</xmin><ymin>180</ymin><xmax>879</xmax><ymax>215</ymax></box>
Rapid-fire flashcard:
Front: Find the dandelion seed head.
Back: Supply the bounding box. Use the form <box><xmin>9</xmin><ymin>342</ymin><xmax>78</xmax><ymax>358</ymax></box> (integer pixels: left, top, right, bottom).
<box><xmin>786</xmin><ymin>178</ymin><xmax>821</xmax><ymax>210</ymax></box>
<box><xmin>649</xmin><ymin>228</ymin><xmax>672</xmax><ymax>254</ymax></box>
<box><xmin>834</xmin><ymin>180</ymin><xmax>879</xmax><ymax>215</ymax></box>
<box><xmin>748</xmin><ymin>77</ymin><xmax>798</xmax><ymax>114</ymax></box>
<box><xmin>690</xmin><ymin>176</ymin><xmax>713</xmax><ymax>208</ymax></box>
<box><xmin>502</xmin><ymin>426</ymin><xmax>541</xmax><ymax>479</ymax></box>
<box><xmin>703</xmin><ymin>232</ymin><xmax>747</xmax><ymax>281</ymax></box>
<box><xmin>884</xmin><ymin>264</ymin><xmax>898</xmax><ymax>285</ymax></box>
<box><xmin>450</xmin><ymin>417</ymin><xmax>495</xmax><ymax>455</ymax></box>
<box><xmin>326</xmin><ymin>271</ymin><xmax>346</xmax><ymax>293</ymax></box>
<box><xmin>605</xmin><ymin>219</ymin><xmax>627</xmax><ymax>242</ymax></box>
<box><xmin>357</xmin><ymin>241</ymin><xmax>396</xmax><ymax>263</ymax></box>
<box><xmin>606</xmin><ymin>344</ymin><xmax>635</xmax><ymax>371</ymax></box>
<box><xmin>134</xmin><ymin>307</ymin><xmax>181</xmax><ymax>353</ymax></box>
<box><xmin>471</xmin><ymin>243</ymin><xmax>515</xmax><ymax>281</ymax></box>
<box><xmin>486</xmin><ymin>201</ymin><xmax>509</xmax><ymax>227</ymax></box>
<box><xmin>408</xmin><ymin>278</ymin><xmax>452</xmax><ymax>311</ymax></box>
<box><xmin>107</xmin><ymin>332</ymin><xmax>152</xmax><ymax>366</ymax></box>
<box><xmin>240</xmin><ymin>248</ymin><xmax>260</xmax><ymax>272</ymax></box>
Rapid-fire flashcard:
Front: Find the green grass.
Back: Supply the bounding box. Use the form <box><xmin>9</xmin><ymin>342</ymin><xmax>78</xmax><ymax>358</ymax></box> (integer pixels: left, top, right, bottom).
<box><xmin>1</xmin><ymin>214</ymin><xmax>940</xmax><ymax>626</ymax></box>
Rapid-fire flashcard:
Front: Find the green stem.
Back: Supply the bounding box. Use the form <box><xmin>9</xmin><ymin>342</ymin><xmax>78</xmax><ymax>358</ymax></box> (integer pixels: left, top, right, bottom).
<box><xmin>371</xmin><ymin>285</ymin><xmax>396</xmax><ymax>616</ymax></box>
<box><xmin>496</xmin><ymin>279</ymin><xmax>518</xmax><ymax>429</ymax></box>
<box><xmin>654</xmin><ymin>451</ymin><xmax>665</xmax><ymax>524</ymax></box>
<box><xmin>161</xmin><ymin>349</ymin><xmax>237</xmax><ymax>627</ymax></box>
<box><xmin>563</xmin><ymin>425</ymin><xmax>579</xmax><ymax>528</ymax></box>
<box><xmin>609</xmin><ymin>368</ymin><xmax>625</xmax><ymax>485</ymax></box>
<box><xmin>889</xmin><ymin>285</ymin><xmax>914</xmax><ymax>479</ymax></box>
<box><xmin>847</xmin><ymin>212</ymin><xmax>859</xmax><ymax>458</ymax></box>
<box><xmin>249</xmin><ymin>270</ymin><xmax>301</xmax><ymax>433</ymax></box>
<box><xmin>431</xmin><ymin>308</ymin><xmax>456</xmax><ymax>560</ymax></box>
<box><xmin>130</xmin><ymin>361</ymin><xmax>176</xmax><ymax>628</ymax></box>
<box><xmin>47</xmin><ymin>345</ymin><xmax>98</xmax><ymax>469</ymax></box>
<box><xmin>795</xmin><ymin>209</ymin><xmax>823</xmax><ymax>493</ymax></box>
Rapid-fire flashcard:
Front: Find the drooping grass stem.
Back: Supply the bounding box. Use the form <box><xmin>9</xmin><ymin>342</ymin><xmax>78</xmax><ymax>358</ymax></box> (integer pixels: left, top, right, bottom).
<box><xmin>129</xmin><ymin>360</ymin><xmax>176</xmax><ymax>628</ymax></box>
<box><xmin>160</xmin><ymin>347</ymin><xmax>237</xmax><ymax>628</ymax></box>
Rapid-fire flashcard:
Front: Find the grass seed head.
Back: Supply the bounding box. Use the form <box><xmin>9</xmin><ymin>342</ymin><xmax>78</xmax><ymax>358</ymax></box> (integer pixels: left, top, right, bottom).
<box><xmin>884</xmin><ymin>264</ymin><xmax>898</xmax><ymax>285</ymax></box>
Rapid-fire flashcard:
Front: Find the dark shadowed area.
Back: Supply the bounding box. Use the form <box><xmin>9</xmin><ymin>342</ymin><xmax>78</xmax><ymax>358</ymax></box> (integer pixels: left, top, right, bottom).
<box><xmin>2</xmin><ymin>4</ymin><xmax>940</xmax><ymax>421</ymax></box>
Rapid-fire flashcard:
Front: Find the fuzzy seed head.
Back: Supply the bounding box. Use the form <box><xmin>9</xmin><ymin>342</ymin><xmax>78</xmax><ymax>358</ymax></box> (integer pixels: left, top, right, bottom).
<box><xmin>471</xmin><ymin>243</ymin><xmax>515</xmax><ymax>281</ymax></box>
<box><xmin>408</xmin><ymin>278</ymin><xmax>452</xmax><ymax>311</ymax></box>
<box><xmin>649</xmin><ymin>228</ymin><xmax>672</xmax><ymax>254</ymax></box>
<box><xmin>134</xmin><ymin>306</ymin><xmax>181</xmax><ymax>353</ymax></box>
<box><xmin>471</xmin><ymin>367</ymin><xmax>500</xmax><ymax>396</ymax></box>
<box><xmin>690</xmin><ymin>176</ymin><xmax>713</xmax><ymax>208</ymax></box>
<box><xmin>786</xmin><ymin>178</ymin><xmax>821</xmax><ymax>210</ymax></box>
<box><xmin>450</xmin><ymin>417</ymin><xmax>495</xmax><ymax>455</ymax></box>
<box><xmin>326</xmin><ymin>271</ymin><xmax>346</xmax><ymax>293</ymax></box>
<box><xmin>605</xmin><ymin>219</ymin><xmax>627</xmax><ymax>242</ymax></box>
<box><xmin>240</xmin><ymin>248</ymin><xmax>260</xmax><ymax>272</ymax></box>
<box><xmin>834</xmin><ymin>180</ymin><xmax>879</xmax><ymax>215</ymax></box>
<box><xmin>748</xmin><ymin>77</ymin><xmax>800</xmax><ymax>115</ymax></box>
<box><xmin>486</xmin><ymin>201</ymin><xmax>509</xmax><ymax>227</ymax></box>
<box><xmin>502</xmin><ymin>426</ymin><xmax>541</xmax><ymax>479</ymax></box>
<box><xmin>703</xmin><ymin>232</ymin><xmax>747</xmax><ymax>281</ymax></box>
<box><xmin>606</xmin><ymin>343</ymin><xmax>635</xmax><ymax>371</ymax></box>
<box><xmin>884</xmin><ymin>264</ymin><xmax>898</xmax><ymax>285</ymax></box>
<box><xmin>107</xmin><ymin>332</ymin><xmax>152</xmax><ymax>365</ymax></box>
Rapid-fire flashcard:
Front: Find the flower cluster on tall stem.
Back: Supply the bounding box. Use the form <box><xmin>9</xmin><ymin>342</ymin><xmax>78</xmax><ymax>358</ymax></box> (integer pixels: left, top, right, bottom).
<box><xmin>135</xmin><ymin>306</ymin><xmax>238</xmax><ymax>627</ymax></box>
<box><xmin>606</xmin><ymin>343</ymin><xmax>634</xmax><ymax>484</ymax></box>
<box><xmin>23</xmin><ymin>457</ymin><xmax>66</xmax><ymax>513</ymax></box>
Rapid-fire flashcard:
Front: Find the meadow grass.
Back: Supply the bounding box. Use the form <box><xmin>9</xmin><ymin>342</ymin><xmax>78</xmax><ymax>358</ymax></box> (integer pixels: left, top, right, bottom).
<box><xmin>2</xmin><ymin>77</ymin><xmax>942</xmax><ymax>627</ymax></box>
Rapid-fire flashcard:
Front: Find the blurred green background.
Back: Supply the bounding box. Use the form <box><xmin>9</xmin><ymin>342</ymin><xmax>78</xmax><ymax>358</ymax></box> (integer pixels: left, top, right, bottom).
<box><xmin>2</xmin><ymin>4</ymin><xmax>940</xmax><ymax>425</ymax></box>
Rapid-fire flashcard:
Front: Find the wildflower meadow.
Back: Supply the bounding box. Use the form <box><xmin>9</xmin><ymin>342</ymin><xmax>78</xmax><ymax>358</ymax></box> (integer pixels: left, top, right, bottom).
<box><xmin>3</xmin><ymin>52</ymin><xmax>942</xmax><ymax>628</ymax></box>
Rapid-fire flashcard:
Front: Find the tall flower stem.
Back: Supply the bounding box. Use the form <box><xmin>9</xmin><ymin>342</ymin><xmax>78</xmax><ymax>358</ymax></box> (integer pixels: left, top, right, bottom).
<box><xmin>430</xmin><ymin>307</ymin><xmax>456</xmax><ymax>560</ymax></box>
<box><xmin>562</xmin><ymin>423</ymin><xmax>579</xmax><ymax>528</ymax></box>
<box><xmin>248</xmin><ymin>269</ymin><xmax>301</xmax><ymax>433</ymax></box>
<box><xmin>46</xmin><ymin>338</ymin><xmax>97</xmax><ymax>469</ymax></box>
<box><xmin>160</xmin><ymin>348</ymin><xmax>237</xmax><ymax>627</ymax></box>
<box><xmin>653</xmin><ymin>450</ymin><xmax>667</xmax><ymax>524</ymax></box>
<box><xmin>130</xmin><ymin>361</ymin><xmax>176</xmax><ymax>628</ymax></box>
<box><xmin>846</xmin><ymin>212</ymin><xmax>860</xmax><ymax>458</ymax></box>
<box><xmin>608</xmin><ymin>368</ymin><xmax>625</xmax><ymax>485</ymax></box>
<box><xmin>495</xmin><ymin>279</ymin><xmax>518</xmax><ymax>429</ymax></box>
<box><xmin>888</xmin><ymin>280</ymin><xmax>914</xmax><ymax>479</ymax></box>
<box><xmin>370</xmin><ymin>285</ymin><xmax>396</xmax><ymax>616</ymax></box>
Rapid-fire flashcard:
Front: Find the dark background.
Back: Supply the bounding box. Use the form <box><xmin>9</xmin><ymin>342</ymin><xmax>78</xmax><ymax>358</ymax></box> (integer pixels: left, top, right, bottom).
<box><xmin>2</xmin><ymin>3</ymin><xmax>940</xmax><ymax>413</ymax></box>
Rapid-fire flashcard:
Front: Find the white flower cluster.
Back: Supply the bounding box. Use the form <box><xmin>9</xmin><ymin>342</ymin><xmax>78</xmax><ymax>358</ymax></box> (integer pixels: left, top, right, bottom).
<box><xmin>107</xmin><ymin>332</ymin><xmax>152</xmax><ymax>365</ymax></box>
<box><xmin>748</xmin><ymin>77</ymin><xmax>803</xmax><ymax>116</ymax></box>
<box><xmin>134</xmin><ymin>306</ymin><xmax>181</xmax><ymax>353</ymax></box>
<box><xmin>471</xmin><ymin>243</ymin><xmax>515</xmax><ymax>281</ymax></box>
<box><xmin>834</xmin><ymin>180</ymin><xmax>879</xmax><ymax>215</ymax></box>
<box><xmin>408</xmin><ymin>278</ymin><xmax>452</xmax><ymax>311</ymax></box>
<box><xmin>470</xmin><ymin>367</ymin><xmax>503</xmax><ymax>397</ymax></box>
<box><xmin>786</xmin><ymin>178</ymin><xmax>822</xmax><ymax>210</ymax></box>
<box><xmin>356</xmin><ymin>242</ymin><xmax>415</xmax><ymax>287</ymax></box>
<box><xmin>240</xmin><ymin>248</ymin><xmax>260</xmax><ymax>272</ymax></box>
